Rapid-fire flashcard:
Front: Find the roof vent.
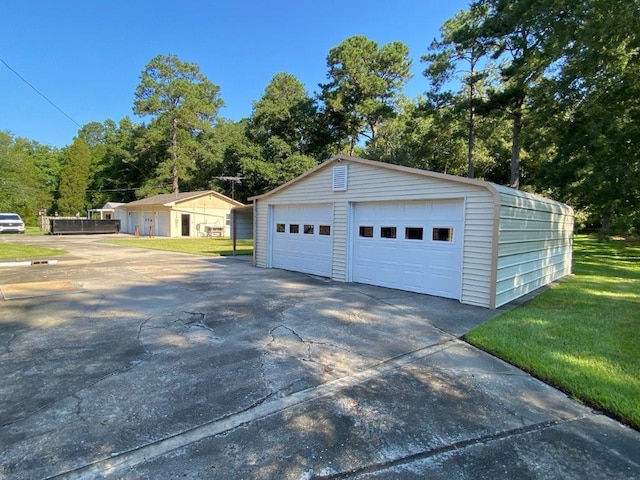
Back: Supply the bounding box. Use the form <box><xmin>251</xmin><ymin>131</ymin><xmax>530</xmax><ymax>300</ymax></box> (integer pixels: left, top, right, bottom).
<box><xmin>332</xmin><ymin>164</ymin><xmax>348</xmax><ymax>191</ymax></box>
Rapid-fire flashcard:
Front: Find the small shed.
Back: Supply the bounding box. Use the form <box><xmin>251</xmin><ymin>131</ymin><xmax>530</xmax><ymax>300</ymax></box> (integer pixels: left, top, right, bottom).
<box><xmin>117</xmin><ymin>191</ymin><xmax>244</xmax><ymax>238</ymax></box>
<box><xmin>250</xmin><ymin>155</ymin><xmax>574</xmax><ymax>309</ymax></box>
<box><xmin>88</xmin><ymin>202</ymin><xmax>126</xmax><ymax>220</ymax></box>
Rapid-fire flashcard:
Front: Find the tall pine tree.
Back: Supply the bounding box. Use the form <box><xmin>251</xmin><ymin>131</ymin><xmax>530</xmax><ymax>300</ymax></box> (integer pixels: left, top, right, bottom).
<box><xmin>57</xmin><ymin>138</ymin><xmax>92</xmax><ymax>216</ymax></box>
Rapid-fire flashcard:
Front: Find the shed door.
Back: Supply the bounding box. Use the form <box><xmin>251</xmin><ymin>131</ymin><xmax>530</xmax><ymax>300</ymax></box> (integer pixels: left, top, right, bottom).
<box><xmin>143</xmin><ymin>212</ymin><xmax>154</xmax><ymax>236</ymax></box>
<box><xmin>271</xmin><ymin>204</ymin><xmax>333</xmax><ymax>277</ymax></box>
<box><xmin>129</xmin><ymin>212</ymin><xmax>140</xmax><ymax>234</ymax></box>
<box><xmin>156</xmin><ymin>212</ymin><xmax>169</xmax><ymax>236</ymax></box>
<box><xmin>181</xmin><ymin>214</ymin><xmax>190</xmax><ymax>237</ymax></box>
<box><xmin>352</xmin><ymin>200</ymin><xmax>463</xmax><ymax>299</ymax></box>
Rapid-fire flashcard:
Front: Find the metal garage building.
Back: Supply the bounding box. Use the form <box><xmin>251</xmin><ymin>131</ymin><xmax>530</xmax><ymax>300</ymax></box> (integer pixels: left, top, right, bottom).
<box><xmin>250</xmin><ymin>156</ymin><xmax>574</xmax><ymax>308</ymax></box>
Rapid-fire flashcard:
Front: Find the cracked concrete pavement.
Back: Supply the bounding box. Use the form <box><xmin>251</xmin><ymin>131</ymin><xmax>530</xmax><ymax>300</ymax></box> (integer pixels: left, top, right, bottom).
<box><xmin>0</xmin><ymin>235</ymin><xmax>639</xmax><ymax>479</ymax></box>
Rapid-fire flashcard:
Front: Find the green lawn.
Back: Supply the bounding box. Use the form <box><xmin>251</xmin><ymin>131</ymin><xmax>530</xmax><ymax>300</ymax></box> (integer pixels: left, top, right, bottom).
<box><xmin>102</xmin><ymin>237</ymin><xmax>253</xmax><ymax>257</ymax></box>
<box><xmin>0</xmin><ymin>242</ymin><xmax>66</xmax><ymax>260</ymax></box>
<box><xmin>466</xmin><ymin>235</ymin><xmax>640</xmax><ymax>430</ymax></box>
<box><xmin>25</xmin><ymin>226</ymin><xmax>45</xmax><ymax>235</ymax></box>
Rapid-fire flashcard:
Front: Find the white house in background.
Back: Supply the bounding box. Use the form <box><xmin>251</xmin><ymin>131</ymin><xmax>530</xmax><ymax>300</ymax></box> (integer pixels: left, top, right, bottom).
<box><xmin>88</xmin><ymin>202</ymin><xmax>126</xmax><ymax>220</ymax></box>
<box><xmin>249</xmin><ymin>155</ymin><xmax>574</xmax><ymax>309</ymax></box>
<box><xmin>117</xmin><ymin>191</ymin><xmax>244</xmax><ymax>238</ymax></box>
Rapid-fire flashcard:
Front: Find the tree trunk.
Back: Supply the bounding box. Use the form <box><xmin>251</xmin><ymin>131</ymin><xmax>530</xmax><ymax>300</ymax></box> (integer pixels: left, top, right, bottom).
<box><xmin>510</xmin><ymin>110</ymin><xmax>522</xmax><ymax>189</ymax></box>
<box><xmin>467</xmin><ymin>57</ymin><xmax>476</xmax><ymax>179</ymax></box>
<box><xmin>467</xmin><ymin>86</ymin><xmax>475</xmax><ymax>179</ymax></box>
<box><xmin>601</xmin><ymin>215</ymin><xmax>611</xmax><ymax>236</ymax></box>
<box><xmin>171</xmin><ymin>117</ymin><xmax>179</xmax><ymax>193</ymax></box>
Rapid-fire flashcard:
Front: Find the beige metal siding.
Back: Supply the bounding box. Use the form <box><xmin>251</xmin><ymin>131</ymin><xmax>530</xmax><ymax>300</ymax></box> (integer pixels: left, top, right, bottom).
<box><xmin>173</xmin><ymin>197</ymin><xmax>232</xmax><ymax>237</ymax></box>
<box><xmin>495</xmin><ymin>191</ymin><xmax>574</xmax><ymax>307</ymax></box>
<box><xmin>255</xmin><ymin>200</ymin><xmax>268</xmax><ymax>268</ymax></box>
<box><xmin>332</xmin><ymin>202</ymin><xmax>348</xmax><ymax>281</ymax></box>
<box><xmin>461</xmin><ymin>198</ymin><xmax>495</xmax><ymax>307</ymax></box>
<box><xmin>253</xmin><ymin>160</ymin><xmax>496</xmax><ymax>307</ymax></box>
<box><xmin>121</xmin><ymin>192</ymin><xmax>238</xmax><ymax>237</ymax></box>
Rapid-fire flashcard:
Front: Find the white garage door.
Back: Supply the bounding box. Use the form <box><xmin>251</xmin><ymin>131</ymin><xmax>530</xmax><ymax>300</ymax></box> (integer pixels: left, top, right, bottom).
<box><xmin>272</xmin><ymin>204</ymin><xmax>333</xmax><ymax>277</ymax></box>
<box><xmin>129</xmin><ymin>212</ymin><xmax>141</xmax><ymax>234</ymax></box>
<box><xmin>142</xmin><ymin>212</ymin><xmax>154</xmax><ymax>236</ymax></box>
<box><xmin>352</xmin><ymin>200</ymin><xmax>463</xmax><ymax>299</ymax></box>
<box><xmin>156</xmin><ymin>212</ymin><xmax>169</xmax><ymax>236</ymax></box>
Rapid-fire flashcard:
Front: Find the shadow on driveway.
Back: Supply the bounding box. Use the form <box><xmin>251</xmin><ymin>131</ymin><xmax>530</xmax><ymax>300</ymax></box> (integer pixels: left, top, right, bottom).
<box><xmin>0</xmin><ymin>238</ymin><xmax>638</xmax><ymax>479</ymax></box>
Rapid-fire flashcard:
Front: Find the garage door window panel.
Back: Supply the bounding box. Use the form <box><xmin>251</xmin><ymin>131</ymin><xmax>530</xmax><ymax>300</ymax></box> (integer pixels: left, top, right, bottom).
<box><xmin>304</xmin><ymin>224</ymin><xmax>314</xmax><ymax>234</ymax></box>
<box><xmin>432</xmin><ymin>227</ymin><xmax>454</xmax><ymax>242</ymax></box>
<box><xmin>359</xmin><ymin>226</ymin><xmax>374</xmax><ymax>238</ymax></box>
<box><xmin>290</xmin><ymin>224</ymin><xmax>299</xmax><ymax>234</ymax></box>
<box><xmin>405</xmin><ymin>227</ymin><xmax>424</xmax><ymax>240</ymax></box>
<box><xmin>380</xmin><ymin>226</ymin><xmax>397</xmax><ymax>239</ymax></box>
<box><xmin>319</xmin><ymin>225</ymin><xmax>331</xmax><ymax>236</ymax></box>
<box><xmin>276</xmin><ymin>223</ymin><xmax>285</xmax><ymax>233</ymax></box>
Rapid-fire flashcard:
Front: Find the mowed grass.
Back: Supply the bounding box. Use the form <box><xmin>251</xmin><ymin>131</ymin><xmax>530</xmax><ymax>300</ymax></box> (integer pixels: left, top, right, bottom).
<box><xmin>0</xmin><ymin>242</ymin><xmax>66</xmax><ymax>260</ymax></box>
<box><xmin>466</xmin><ymin>235</ymin><xmax>640</xmax><ymax>430</ymax></box>
<box><xmin>103</xmin><ymin>237</ymin><xmax>253</xmax><ymax>257</ymax></box>
<box><xmin>25</xmin><ymin>226</ymin><xmax>45</xmax><ymax>235</ymax></box>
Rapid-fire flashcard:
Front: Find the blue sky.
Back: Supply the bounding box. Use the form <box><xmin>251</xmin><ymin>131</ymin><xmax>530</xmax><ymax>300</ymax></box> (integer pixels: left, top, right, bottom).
<box><xmin>1</xmin><ymin>0</ymin><xmax>470</xmax><ymax>147</ymax></box>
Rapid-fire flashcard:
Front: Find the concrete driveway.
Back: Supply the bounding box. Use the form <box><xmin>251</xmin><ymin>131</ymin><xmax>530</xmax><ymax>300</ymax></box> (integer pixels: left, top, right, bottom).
<box><xmin>1</xmin><ymin>235</ymin><xmax>639</xmax><ymax>479</ymax></box>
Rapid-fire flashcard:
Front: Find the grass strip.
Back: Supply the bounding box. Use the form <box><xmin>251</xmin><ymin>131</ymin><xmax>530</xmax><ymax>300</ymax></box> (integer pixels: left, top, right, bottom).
<box><xmin>0</xmin><ymin>243</ymin><xmax>66</xmax><ymax>260</ymax></box>
<box><xmin>466</xmin><ymin>235</ymin><xmax>640</xmax><ymax>430</ymax></box>
<box><xmin>102</xmin><ymin>237</ymin><xmax>253</xmax><ymax>257</ymax></box>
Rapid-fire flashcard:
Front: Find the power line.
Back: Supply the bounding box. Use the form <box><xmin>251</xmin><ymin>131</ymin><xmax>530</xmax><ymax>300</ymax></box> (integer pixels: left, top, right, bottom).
<box><xmin>214</xmin><ymin>174</ymin><xmax>244</xmax><ymax>200</ymax></box>
<box><xmin>0</xmin><ymin>58</ymin><xmax>82</xmax><ymax>128</ymax></box>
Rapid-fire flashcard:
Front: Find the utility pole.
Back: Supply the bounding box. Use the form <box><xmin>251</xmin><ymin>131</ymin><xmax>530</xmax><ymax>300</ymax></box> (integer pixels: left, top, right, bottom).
<box><xmin>214</xmin><ymin>174</ymin><xmax>244</xmax><ymax>200</ymax></box>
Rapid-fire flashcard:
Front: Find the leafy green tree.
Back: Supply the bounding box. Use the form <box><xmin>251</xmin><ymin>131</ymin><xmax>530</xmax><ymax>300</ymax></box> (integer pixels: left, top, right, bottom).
<box><xmin>466</xmin><ymin>0</ymin><xmax>566</xmax><ymax>188</ymax></box>
<box><xmin>320</xmin><ymin>35</ymin><xmax>412</xmax><ymax>154</ymax></box>
<box><xmin>194</xmin><ymin>120</ymin><xmax>249</xmax><ymax>193</ymax></box>
<box><xmin>76</xmin><ymin>121</ymin><xmax>110</xmax><ymax>207</ymax></box>
<box><xmin>133</xmin><ymin>54</ymin><xmax>223</xmax><ymax>193</ymax></box>
<box><xmin>213</xmin><ymin>120</ymin><xmax>266</xmax><ymax>201</ymax></box>
<box><xmin>422</xmin><ymin>4</ymin><xmax>493</xmax><ymax>178</ymax></box>
<box><xmin>83</xmin><ymin>117</ymin><xmax>149</xmax><ymax>203</ymax></box>
<box><xmin>364</xmin><ymin>90</ymin><xmax>512</xmax><ymax>183</ymax></box>
<box><xmin>78</xmin><ymin>121</ymin><xmax>106</xmax><ymax>148</ymax></box>
<box><xmin>0</xmin><ymin>132</ymin><xmax>57</xmax><ymax>222</ymax></box>
<box><xmin>533</xmin><ymin>0</ymin><xmax>640</xmax><ymax>233</ymax></box>
<box><xmin>362</xmin><ymin>97</ymin><xmax>446</xmax><ymax>171</ymax></box>
<box><xmin>249</xmin><ymin>72</ymin><xmax>323</xmax><ymax>158</ymax></box>
<box><xmin>14</xmin><ymin>136</ymin><xmax>61</xmax><ymax>214</ymax></box>
<box><xmin>56</xmin><ymin>138</ymin><xmax>93</xmax><ymax>216</ymax></box>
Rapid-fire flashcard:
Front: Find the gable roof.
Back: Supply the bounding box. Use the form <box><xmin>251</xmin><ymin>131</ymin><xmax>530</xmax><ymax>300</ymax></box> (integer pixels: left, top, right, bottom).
<box><xmin>249</xmin><ymin>155</ymin><xmax>569</xmax><ymax>210</ymax></box>
<box><xmin>102</xmin><ymin>202</ymin><xmax>125</xmax><ymax>209</ymax></box>
<box><xmin>250</xmin><ymin>155</ymin><xmax>499</xmax><ymax>202</ymax></box>
<box><xmin>121</xmin><ymin>190</ymin><xmax>243</xmax><ymax>208</ymax></box>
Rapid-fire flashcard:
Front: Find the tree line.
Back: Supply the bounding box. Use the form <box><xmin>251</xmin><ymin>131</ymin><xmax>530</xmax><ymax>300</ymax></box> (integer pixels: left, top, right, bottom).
<box><xmin>1</xmin><ymin>0</ymin><xmax>638</xmax><ymax>234</ymax></box>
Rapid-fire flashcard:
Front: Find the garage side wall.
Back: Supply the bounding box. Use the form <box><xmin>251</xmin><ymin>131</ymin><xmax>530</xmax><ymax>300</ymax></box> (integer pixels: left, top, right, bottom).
<box><xmin>254</xmin><ymin>160</ymin><xmax>497</xmax><ymax>307</ymax></box>
<box><xmin>232</xmin><ymin>209</ymin><xmax>254</xmax><ymax>240</ymax></box>
<box><xmin>495</xmin><ymin>190</ymin><xmax>574</xmax><ymax>307</ymax></box>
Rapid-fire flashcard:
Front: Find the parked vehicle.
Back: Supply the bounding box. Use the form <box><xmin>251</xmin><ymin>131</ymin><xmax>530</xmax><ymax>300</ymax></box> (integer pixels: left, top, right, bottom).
<box><xmin>0</xmin><ymin>213</ymin><xmax>25</xmax><ymax>233</ymax></box>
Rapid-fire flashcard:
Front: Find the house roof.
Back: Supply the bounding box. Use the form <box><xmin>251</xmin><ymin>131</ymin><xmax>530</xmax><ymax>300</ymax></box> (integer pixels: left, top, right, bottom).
<box><xmin>249</xmin><ymin>155</ymin><xmax>570</xmax><ymax>210</ymax></box>
<box><xmin>102</xmin><ymin>202</ymin><xmax>126</xmax><ymax>209</ymax></box>
<box><xmin>121</xmin><ymin>190</ymin><xmax>244</xmax><ymax>208</ymax></box>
